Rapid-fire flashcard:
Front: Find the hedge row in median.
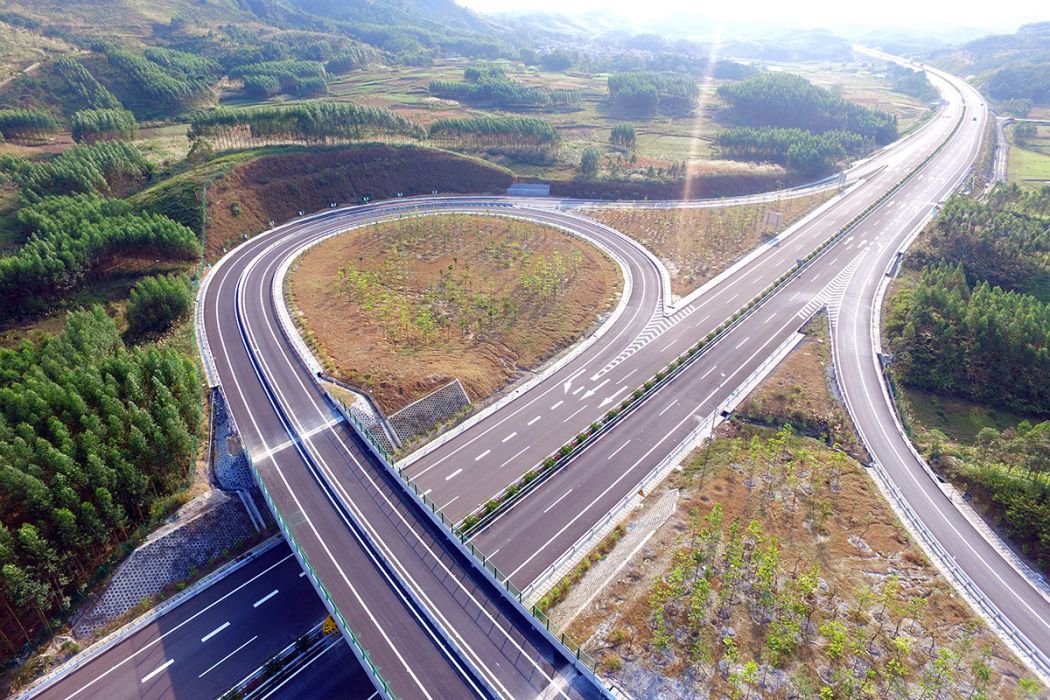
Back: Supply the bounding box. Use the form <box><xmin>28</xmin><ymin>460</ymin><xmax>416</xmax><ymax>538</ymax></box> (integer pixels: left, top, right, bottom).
<box><xmin>457</xmin><ymin>105</ymin><xmax>968</xmax><ymax>537</ymax></box>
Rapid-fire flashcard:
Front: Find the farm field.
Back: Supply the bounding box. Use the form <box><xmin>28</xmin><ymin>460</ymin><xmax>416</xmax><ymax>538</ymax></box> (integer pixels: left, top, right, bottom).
<box><xmin>287</xmin><ymin>213</ymin><xmax>621</xmax><ymax>412</ymax></box>
<box><xmin>583</xmin><ymin>189</ymin><xmax>836</xmax><ymax>296</ymax></box>
<box><xmin>221</xmin><ymin>57</ymin><xmax>929</xmax><ymax>183</ymax></box>
<box><xmin>1008</xmin><ymin>124</ymin><xmax>1050</xmax><ymax>188</ymax></box>
<box><xmin>765</xmin><ymin>60</ymin><xmax>933</xmax><ymax>134</ymax></box>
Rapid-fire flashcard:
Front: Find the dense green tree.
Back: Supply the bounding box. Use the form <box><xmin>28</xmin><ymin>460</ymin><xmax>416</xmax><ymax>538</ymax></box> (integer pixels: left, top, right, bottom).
<box><xmin>53</xmin><ymin>59</ymin><xmax>122</xmax><ymax>112</ymax></box>
<box><xmin>907</xmin><ymin>184</ymin><xmax>1050</xmax><ymax>299</ymax></box>
<box><xmin>95</xmin><ymin>43</ymin><xmax>213</xmax><ymax>113</ymax></box>
<box><xmin>70</xmin><ymin>108</ymin><xmax>138</xmax><ymax>144</ymax></box>
<box><xmin>610</xmin><ymin>123</ymin><xmax>637</xmax><ymax>150</ymax></box>
<box><xmin>230</xmin><ymin>60</ymin><xmax>328</xmax><ymax>98</ymax></box>
<box><xmin>429</xmin><ymin>69</ymin><xmax>576</xmax><ymax>110</ymax></box>
<box><xmin>607</xmin><ymin>72</ymin><xmax>699</xmax><ymax>115</ymax></box>
<box><xmin>717</xmin><ymin>72</ymin><xmax>897</xmax><ymax>145</ymax></box>
<box><xmin>1015</xmin><ymin>122</ymin><xmax>1038</xmax><ymax>146</ymax></box>
<box><xmin>887</xmin><ymin>264</ymin><xmax>1050</xmax><ymax>414</ymax></box>
<box><xmin>188</xmin><ymin>102</ymin><xmax>422</xmax><ymax>149</ymax></box>
<box><xmin>580</xmin><ymin>147</ymin><xmax>600</xmax><ymax>175</ymax></box>
<box><xmin>0</xmin><ymin>109</ymin><xmax>58</xmax><ymax>143</ymax></box>
<box><xmin>427</xmin><ymin>116</ymin><xmax>558</xmax><ymax>149</ymax></box>
<box><xmin>124</xmin><ymin>274</ymin><xmax>194</xmax><ymax>339</ymax></box>
<box><xmin>715</xmin><ymin>126</ymin><xmax>868</xmax><ymax>177</ymax></box>
<box><xmin>0</xmin><ymin>194</ymin><xmax>198</xmax><ymax>319</ymax></box>
<box><xmin>0</xmin><ymin>307</ymin><xmax>202</xmax><ymax>644</ymax></box>
<box><xmin>0</xmin><ymin>141</ymin><xmax>152</xmax><ymax>197</ymax></box>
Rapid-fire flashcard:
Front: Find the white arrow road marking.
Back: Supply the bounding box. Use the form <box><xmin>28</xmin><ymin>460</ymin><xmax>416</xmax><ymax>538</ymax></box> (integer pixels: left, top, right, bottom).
<box><xmin>582</xmin><ymin>378</ymin><xmax>610</xmax><ymax>400</ymax></box>
<box><xmin>599</xmin><ymin>386</ymin><xmax>628</xmax><ymax>408</ymax></box>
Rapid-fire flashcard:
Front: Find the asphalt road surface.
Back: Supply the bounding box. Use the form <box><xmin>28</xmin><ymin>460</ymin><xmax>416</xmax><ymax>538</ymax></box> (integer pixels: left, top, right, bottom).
<box><xmin>27</xmin><ymin>51</ymin><xmax>1048</xmax><ymax>699</ymax></box>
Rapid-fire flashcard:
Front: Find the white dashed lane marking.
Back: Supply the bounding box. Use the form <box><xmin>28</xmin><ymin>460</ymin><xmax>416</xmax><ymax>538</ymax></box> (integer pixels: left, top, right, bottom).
<box><xmin>141</xmin><ymin>660</ymin><xmax>174</xmax><ymax>684</ymax></box>
<box><xmin>253</xmin><ymin>590</ymin><xmax>279</xmax><ymax>608</ymax></box>
<box><xmin>201</xmin><ymin>622</ymin><xmax>230</xmax><ymax>643</ymax></box>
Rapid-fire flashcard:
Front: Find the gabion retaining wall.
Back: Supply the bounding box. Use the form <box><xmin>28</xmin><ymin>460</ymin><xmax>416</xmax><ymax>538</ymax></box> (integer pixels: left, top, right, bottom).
<box><xmin>389</xmin><ymin>379</ymin><xmax>472</xmax><ymax>445</ymax></box>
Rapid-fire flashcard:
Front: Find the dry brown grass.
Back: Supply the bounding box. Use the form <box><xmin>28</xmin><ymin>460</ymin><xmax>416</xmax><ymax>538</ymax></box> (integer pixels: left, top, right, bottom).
<box><xmin>564</xmin><ymin>426</ymin><xmax>1036</xmax><ymax>698</ymax></box>
<box><xmin>554</xmin><ymin>312</ymin><xmax>1039</xmax><ymax>697</ymax></box>
<box><xmin>288</xmin><ymin>213</ymin><xmax>620</xmax><ymax>412</ymax></box>
<box><xmin>583</xmin><ymin>190</ymin><xmax>836</xmax><ymax>296</ymax></box>
<box><xmin>736</xmin><ymin>314</ymin><xmax>863</xmax><ymax>455</ymax></box>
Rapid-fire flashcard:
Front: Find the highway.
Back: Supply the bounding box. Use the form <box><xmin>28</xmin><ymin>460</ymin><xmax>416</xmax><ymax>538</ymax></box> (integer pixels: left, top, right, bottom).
<box><xmin>24</xmin><ymin>51</ymin><xmax>1049</xmax><ymax>699</ymax></box>
<box><xmin>833</xmin><ymin>66</ymin><xmax>1050</xmax><ymax>675</ymax></box>
<box><xmin>28</xmin><ymin>544</ymin><xmax>334</xmax><ymax>699</ymax></box>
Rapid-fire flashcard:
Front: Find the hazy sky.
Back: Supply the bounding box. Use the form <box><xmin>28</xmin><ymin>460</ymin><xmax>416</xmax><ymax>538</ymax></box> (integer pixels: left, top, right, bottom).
<box><xmin>457</xmin><ymin>0</ymin><xmax>1045</xmax><ymax>34</ymax></box>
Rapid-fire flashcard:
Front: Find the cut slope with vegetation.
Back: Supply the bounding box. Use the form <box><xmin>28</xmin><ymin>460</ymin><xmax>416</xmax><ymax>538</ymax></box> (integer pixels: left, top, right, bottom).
<box><xmin>0</xmin><ymin>307</ymin><xmax>202</xmax><ymax>661</ymax></box>
<box><xmin>885</xmin><ymin>183</ymin><xmax>1050</xmax><ymax>572</ymax></box>
<box><xmin>195</xmin><ymin>144</ymin><xmax>513</xmax><ymax>260</ymax></box>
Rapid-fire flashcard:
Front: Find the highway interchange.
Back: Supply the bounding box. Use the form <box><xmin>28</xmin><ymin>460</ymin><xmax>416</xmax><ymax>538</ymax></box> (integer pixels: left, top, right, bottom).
<box><xmin>22</xmin><ymin>54</ymin><xmax>1050</xmax><ymax>699</ymax></box>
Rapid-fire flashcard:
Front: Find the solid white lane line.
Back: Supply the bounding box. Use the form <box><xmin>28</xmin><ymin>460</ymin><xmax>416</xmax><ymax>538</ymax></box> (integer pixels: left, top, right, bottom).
<box><xmin>527</xmin><ymin>416</ymin><xmax>541</xmax><ymax>426</ymax></box>
<box><xmin>57</xmin><ymin>550</ymin><xmax>297</xmax><ymax>699</ymax></box>
<box><xmin>617</xmin><ymin>368</ymin><xmax>638</xmax><ymax>385</ymax></box>
<box><xmin>607</xmin><ymin>440</ymin><xmax>632</xmax><ymax>460</ymax></box>
<box><xmin>201</xmin><ymin>622</ymin><xmax>230</xmax><ymax>643</ymax></box>
<box><xmin>543</xmin><ymin>489</ymin><xmax>575</xmax><ymax>514</ymax></box>
<box><xmin>258</xmin><ymin>638</ymin><xmax>341</xmax><ymax>700</ymax></box>
<box><xmin>550</xmin><ymin>400</ymin><xmax>564</xmax><ymax>410</ymax></box>
<box><xmin>446</xmin><ymin>468</ymin><xmax>464</xmax><ymax>480</ymax></box>
<box><xmin>563</xmin><ymin>406</ymin><xmax>587</xmax><ymax>424</ymax></box>
<box><xmin>474</xmin><ymin>450</ymin><xmax>491</xmax><ymax>461</ymax></box>
<box><xmin>499</xmin><ymin>446</ymin><xmax>528</xmax><ymax>469</ymax></box>
<box><xmin>501</xmin><ymin>432</ymin><xmax>517</xmax><ymax>443</ymax></box>
<box><xmin>198</xmin><ymin>636</ymin><xmax>257</xmax><ymax>678</ymax></box>
<box><xmin>252</xmin><ymin>590</ymin><xmax>278</xmax><ymax>608</ymax></box>
<box><xmin>658</xmin><ymin>400</ymin><xmax>678</xmax><ymax>417</ymax></box>
<box><xmin>218</xmin><ymin>231</ymin><xmax>441</xmax><ymax>699</ymax></box>
<box><xmin>141</xmin><ymin>659</ymin><xmax>174</xmax><ymax>684</ymax></box>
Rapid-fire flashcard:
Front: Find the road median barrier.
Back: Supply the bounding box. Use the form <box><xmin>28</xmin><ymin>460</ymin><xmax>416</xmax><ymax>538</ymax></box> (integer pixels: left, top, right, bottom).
<box><xmin>456</xmin><ymin>106</ymin><xmax>967</xmax><ymax>539</ymax></box>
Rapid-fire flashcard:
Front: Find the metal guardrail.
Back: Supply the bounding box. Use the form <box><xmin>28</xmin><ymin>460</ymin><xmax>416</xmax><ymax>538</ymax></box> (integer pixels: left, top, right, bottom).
<box><xmin>520</xmin><ymin>330</ymin><xmax>806</xmax><ymax>602</ymax></box>
<box><xmin>242</xmin><ymin>451</ymin><xmax>398</xmax><ymax>698</ymax></box>
<box><xmin>15</xmin><ymin>536</ymin><xmax>284</xmax><ymax>700</ymax></box>
<box><xmin>326</xmin><ymin>389</ymin><xmax>616</xmax><ymax>695</ymax></box>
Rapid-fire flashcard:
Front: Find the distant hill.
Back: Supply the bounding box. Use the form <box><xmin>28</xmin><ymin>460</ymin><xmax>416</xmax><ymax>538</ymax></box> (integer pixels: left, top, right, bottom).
<box><xmin>929</xmin><ymin>22</ymin><xmax>1050</xmax><ymax>109</ymax></box>
<box><xmin>0</xmin><ymin>0</ymin><xmax>517</xmax><ymax>61</ymax></box>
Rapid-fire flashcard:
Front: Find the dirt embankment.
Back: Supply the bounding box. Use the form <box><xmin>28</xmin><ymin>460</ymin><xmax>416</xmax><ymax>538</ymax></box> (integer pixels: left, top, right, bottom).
<box><xmin>288</xmin><ymin>213</ymin><xmax>620</xmax><ymax>413</ymax></box>
<box><xmin>585</xmin><ymin>189</ymin><xmax>835</xmax><ymax>296</ymax></box>
<box><xmin>203</xmin><ymin>145</ymin><xmax>513</xmax><ymax>260</ymax></box>
<box><xmin>548</xmin><ymin>169</ymin><xmax>803</xmax><ymax>201</ymax></box>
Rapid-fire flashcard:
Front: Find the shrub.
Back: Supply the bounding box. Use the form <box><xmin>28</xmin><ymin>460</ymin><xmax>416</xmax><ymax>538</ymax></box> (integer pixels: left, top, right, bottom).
<box><xmin>125</xmin><ymin>273</ymin><xmax>194</xmax><ymax>339</ymax></box>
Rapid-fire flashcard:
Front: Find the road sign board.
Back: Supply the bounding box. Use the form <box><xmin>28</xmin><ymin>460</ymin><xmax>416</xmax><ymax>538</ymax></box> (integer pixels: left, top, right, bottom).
<box><xmin>322</xmin><ymin>615</ymin><xmax>338</xmax><ymax>636</ymax></box>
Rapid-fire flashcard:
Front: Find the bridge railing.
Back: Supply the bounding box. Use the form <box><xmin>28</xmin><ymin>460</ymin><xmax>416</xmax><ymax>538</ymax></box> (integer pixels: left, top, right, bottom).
<box><xmin>327</xmin><ymin>389</ymin><xmax>612</xmax><ymax>693</ymax></box>
<box><xmin>243</xmin><ymin>450</ymin><xmax>398</xmax><ymax>699</ymax></box>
